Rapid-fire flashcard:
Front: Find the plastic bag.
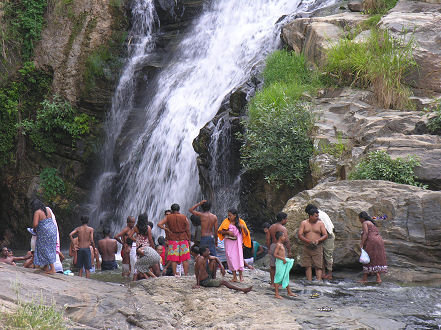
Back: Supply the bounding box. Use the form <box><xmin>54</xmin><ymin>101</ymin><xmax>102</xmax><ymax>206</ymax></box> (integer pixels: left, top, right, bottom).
<box><xmin>359</xmin><ymin>248</ymin><xmax>370</xmax><ymax>264</ymax></box>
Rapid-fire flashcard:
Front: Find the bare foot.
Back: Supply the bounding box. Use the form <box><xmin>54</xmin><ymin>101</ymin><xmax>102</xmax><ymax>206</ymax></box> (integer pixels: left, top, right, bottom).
<box><xmin>274</xmin><ymin>295</ymin><xmax>283</xmax><ymax>299</ymax></box>
<box><xmin>239</xmin><ymin>276</ymin><xmax>244</xmax><ymax>282</ymax></box>
<box><xmin>376</xmin><ymin>280</ymin><xmax>382</xmax><ymax>284</ymax></box>
<box><xmin>45</xmin><ymin>270</ymin><xmax>56</xmax><ymax>275</ymax></box>
<box><xmin>288</xmin><ymin>292</ymin><xmax>298</xmax><ymax>297</ymax></box>
<box><xmin>231</xmin><ymin>278</ymin><xmax>239</xmax><ymax>283</ymax></box>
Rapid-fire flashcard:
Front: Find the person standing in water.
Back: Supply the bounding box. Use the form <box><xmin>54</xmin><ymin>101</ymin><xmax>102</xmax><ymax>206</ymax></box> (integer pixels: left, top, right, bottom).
<box><xmin>189</xmin><ymin>200</ymin><xmax>218</xmax><ymax>256</ymax></box>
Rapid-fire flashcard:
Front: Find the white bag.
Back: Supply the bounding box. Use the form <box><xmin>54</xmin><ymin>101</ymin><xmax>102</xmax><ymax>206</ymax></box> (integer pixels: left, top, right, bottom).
<box><xmin>359</xmin><ymin>248</ymin><xmax>370</xmax><ymax>264</ymax></box>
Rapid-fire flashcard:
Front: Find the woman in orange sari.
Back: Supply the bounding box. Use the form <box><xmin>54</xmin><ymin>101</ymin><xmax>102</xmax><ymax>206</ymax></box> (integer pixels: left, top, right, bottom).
<box><xmin>218</xmin><ymin>208</ymin><xmax>251</xmax><ymax>282</ymax></box>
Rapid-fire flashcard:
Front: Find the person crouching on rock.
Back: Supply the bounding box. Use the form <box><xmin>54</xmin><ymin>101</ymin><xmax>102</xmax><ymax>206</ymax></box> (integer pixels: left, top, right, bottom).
<box><xmin>193</xmin><ymin>246</ymin><xmax>252</xmax><ymax>293</ymax></box>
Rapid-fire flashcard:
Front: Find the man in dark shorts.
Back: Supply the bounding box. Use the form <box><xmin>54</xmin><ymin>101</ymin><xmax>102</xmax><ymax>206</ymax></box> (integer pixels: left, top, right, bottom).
<box><xmin>189</xmin><ymin>200</ymin><xmax>218</xmax><ymax>256</ymax></box>
<box><xmin>69</xmin><ymin>216</ymin><xmax>95</xmax><ymax>278</ymax></box>
<box><xmin>98</xmin><ymin>228</ymin><xmax>118</xmax><ymax>270</ymax></box>
<box><xmin>298</xmin><ymin>207</ymin><xmax>328</xmax><ymax>281</ymax></box>
<box><xmin>267</xmin><ymin>212</ymin><xmax>290</xmax><ymax>286</ymax></box>
<box><xmin>158</xmin><ymin>203</ymin><xmax>191</xmax><ymax>276</ymax></box>
<box><xmin>194</xmin><ymin>247</ymin><xmax>252</xmax><ymax>293</ymax></box>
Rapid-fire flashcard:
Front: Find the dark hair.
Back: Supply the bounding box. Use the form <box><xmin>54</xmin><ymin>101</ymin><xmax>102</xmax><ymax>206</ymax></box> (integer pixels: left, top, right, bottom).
<box><xmin>81</xmin><ymin>215</ymin><xmax>89</xmax><ymax>224</ymax></box>
<box><xmin>228</xmin><ymin>208</ymin><xmax>242</xmax><ymax>235</ymax></box>
<box><xmin>164</xmin><ymin>210</ymin><xmax>171</xmax><ymax>215</ymax></box>
<box><xmin>276</xmin><ymin>212</ymin><xmax>287</xmax><ymax>222</ymax></box>
<box><xmin>126</xmin><ymin>238</ymin><xmax>133</xmax><ymax>245</ymax></box>
<box><xmin>305</xmin><ymin>204</ymin><xmax>317</xmax><ymax>214</ymax></box>
<box><xmin>307</xmin><ymin>208</ymin><xmax>319</xmax><ymax>216</ymax></box>
<box><xmin>31</xmin><ymin>199</ymin><xmax>47</xmax><ymax>217</ymax></box>
<box><xmin>359</xmin><ymin>211</ymin><xmax>376</xmax><ymax>226</ymax></box>
<box><xmin>103</xmin><ymin>227</ymin><xmax>111</xmax><ymax>236</ymax></box>
<box><xmin>201</xmin><ymin>201</ymin><xmax>211</xmax><ymax>212</ymax></box>
<box><xmin>137</xmin><ymin>213</ymin><xmax>149</xmax><ymax>235</ymax></box>
<box><xmin>147</xmin><ymin>221</ymin><xmax>154</xmax><ymax>229</ymax></box>
<box><xmin>199</xmin><ymin>246</ymin><xmax>208</xmax><ymax>255</ymax></box>
<box><xmin>262</xmin><ymin>222</ymin><xmax>270</xmax><ymax>229</ymax></box>
<box><xmin>190</xmin><ymin>214</ymin><xmax>201</xmax><ymax>226</ymax></box>
<box><xmin>275</xmin><ymin>231</ymin><xmax>284</xmax><ymax>240</ymax></box>
<box><xmin>171</xmin><ymin>204</ymin><xmax>180</xmax><ymax>212</ymax></box>
<box><xmin>190</xmin><ymin>245</ymin><xmax>200</xmax><ymax>255</ymax></box>
<box><xmin>157</xmin><ymin>236</ymin><xmax>166</xmax><ymax>246</ymax></box>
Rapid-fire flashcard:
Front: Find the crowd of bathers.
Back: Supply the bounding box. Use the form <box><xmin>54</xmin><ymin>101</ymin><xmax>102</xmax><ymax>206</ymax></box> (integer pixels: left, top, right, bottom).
<box><xmin>1</xmin><ymin>199</ymin><xmax>388</xmax><ymax>297</ymax></box>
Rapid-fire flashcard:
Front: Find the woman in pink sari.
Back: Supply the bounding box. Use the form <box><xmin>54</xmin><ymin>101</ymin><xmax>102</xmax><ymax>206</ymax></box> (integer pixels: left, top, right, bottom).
<box><xmin>218</xmin><ymin>208</ymin><xmax>251</xmax><ymax>282</ymax></box>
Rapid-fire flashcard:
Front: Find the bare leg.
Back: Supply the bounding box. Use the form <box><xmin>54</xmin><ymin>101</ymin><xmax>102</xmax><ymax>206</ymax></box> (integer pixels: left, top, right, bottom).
<box><xmin>171</xmin><ymin>261</ymin><xmax>177</xmax><ymax>275</ymax></box>
<box><xmin>231</xmin><ymin>271</ymin><xmax>238</xmax><ymax>282</ymax></box>
<box><xmin>376</xmin><ymin>272</ymin><xmax>382</xmax><ymax>284</ymax></box>
<box><xmin>183</xmin><ymin>260</ymin><xmax>189</xmax><ymax>276</ymax></box>
<box><xmin>270</xmin><ymin>266</ymin><xmax>275</xmax><ymax>286</ymax></box>
<box><xmin>209</xmin><ymin>260</ymin><xmax>217</xmax><ymax>279</ymax></box>
<box><xmin>316</xmin><ymin>268</ymin><xmax>323</xmax><ymax>281</ymax></box>
<box><xmin>239</xmin><ymin>270</ymin><xmax>244</xmax><ymax>282</ymax></box>
<box><xmin>359</xmin><ymin>273</ymin><xmax>368</xmax><ymax>284</ymax></box>
<box><xmin>287</xmin><ymin>285</ymin><xmax>298</xmax><ymax>297</ymax></box>
<box><xmin>78</xmin><ymin>268</ymin><xmax>83</xmax><ymax>277</ymax></box>
<box><xmin>85</xmin><ymin>269</ymin><xmax>90</xmax><ymax>279</ymax></box>
<box><xmin>45</xmin><ymin>264</ymin><xmax>55</xmax><ymax>274</ymax></box>
<box><xmin>274</xmin><ymin>283</ymin><xmax>282</xmax><ymax>299</ymax></box>
<box><xmin>221</xmin><ymin>281</ymin><xmax>252</xmax><ymax>293</ymax></box>
<box><xmin>306</xmin><ymin>267</ymin><xmax>312</xmax><ymax>281</ymax></box>
<box><xmin>151</xmin><ymin>264</ymin><xmax>161</xmax><ymax>277</ymax></box>
<box><xmin>325</xmin><ymin>270</ymin><xmax>333</xmax><ymax>280</ymax></box>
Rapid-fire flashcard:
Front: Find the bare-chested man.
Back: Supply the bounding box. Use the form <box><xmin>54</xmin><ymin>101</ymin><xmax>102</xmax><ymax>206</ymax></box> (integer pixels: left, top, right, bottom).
<box><xmin>69</xmin><ymin>215</ymin><xmax>95</xmax><ymax>278</ymax></box>
<box><xmin>194</xmin><ymin>246</ymin><xmax>252</xmax><ymax>293</ymax></box>
<box><xmin>98</xmin><ymin>228</ymin><xmax>118</xmax><ymax>270</ymax></box>
<box><xmin>0</xmin><ymin>247</ymin><xmax>30</xmax><ymax>265</ymax></box>
<box><xmin>268</xmin><ymin>212</ymin><xmax>291</xmax><ymax>286</ymax></box>
<box><xmin>189</xmin><ymin>200</ymin><xmax>218</xmax><ymax>256</ymax></box>
<box><xmin>298</xmin><ymin>207</ymin><xmax>328</xmax><ymax>281</ymax></box>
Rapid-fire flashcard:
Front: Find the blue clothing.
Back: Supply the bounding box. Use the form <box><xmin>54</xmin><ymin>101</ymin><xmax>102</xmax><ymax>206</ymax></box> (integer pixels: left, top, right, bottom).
<box><xmin>34</xmin><ymin>218</ymin><xmax>57</xmax><ymax>266</ymax></box>
<box><xmin>77</xmin><ymin>247</ymin><xmax>92</xmax><ymax>270</ymax></box>
<box><xmin>101</xmin><ymin>260</ymin><xmax>118</xmax><ymax>270</ymax></box>
<box><xmin>200</xmin><ymin>236</ymin><xmax>217</xmax><ymax>257</ymax></box>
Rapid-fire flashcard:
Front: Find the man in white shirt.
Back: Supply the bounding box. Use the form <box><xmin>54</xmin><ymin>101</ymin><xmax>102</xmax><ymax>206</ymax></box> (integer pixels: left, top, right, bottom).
<box><xmin>305</xmin><ymin>204</ymin><xmax>335</xmax><ymax>279</ymax></box>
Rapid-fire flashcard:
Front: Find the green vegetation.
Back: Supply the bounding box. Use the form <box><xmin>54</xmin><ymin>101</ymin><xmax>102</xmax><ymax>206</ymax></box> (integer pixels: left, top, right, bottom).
<box><xmin>315</xmin><ymin>133</ymin><xmax>348</xmax><ymax>158</ymax></box>
<box><xmin>4</xmin><ymin>299</ymin><xmax>66</xmax><ymax>329</ymax></box>
<box><xmin>240</xmin><ymin>51</ymin><xmax>321</xmax><ymax>186</ymax></box>
<box><xmin>325</xmin><ymin>28</ymin><xmax>416</xmax><ymax>109</ymax></box>
<box><xmin>363</xmin><ymin>0</ymin><xmax>399</xmax><ymax>15</ymax></box>
<box><xmin>39</xmin><ymin>168</ymin><xmax>66</xmax><ymax>202</ymax></box>
<box><xmin>349</xmin><ymin>150</ymin><xmax>423</xmax><ymax>187</ymax></box>
<box><xmin>2</xmin><ymin>0</ymin><xmax>48</xmax><ymax>60</ymax></box>
<box><xmin>423</xmin><ymin>99</ymin><xmax>441</xmax><ymax>135</ymax></box>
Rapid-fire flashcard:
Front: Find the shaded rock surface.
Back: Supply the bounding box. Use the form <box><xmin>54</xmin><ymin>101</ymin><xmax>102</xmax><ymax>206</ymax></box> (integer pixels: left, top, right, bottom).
<box><xmin>2</xmin><ymin>264</ymin><xmax>441</xmax><ymax>329</ymax></box>
<box><xmin>283</xmin><ymin>180</ymin><xmax>441</xmax><ymax>283</ymax></box>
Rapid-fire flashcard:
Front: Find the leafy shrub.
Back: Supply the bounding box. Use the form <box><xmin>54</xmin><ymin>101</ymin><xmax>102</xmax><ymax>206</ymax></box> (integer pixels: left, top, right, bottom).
<box><xmin>363</xmin><ymin>0</ymin><xmax>399</xmax><ymax>15</ymax></box>
<box><xmin>349</xmin><ymin>150</ymin><xmax>423</xmax><ymax>187</ymax></box>
<box><xmin>20</xmin><ymin>95</ymin><xmax>95</xmax><ymax>152</ymax></box>
<box><xmin>39</xmin><ymin>168</ymin><xmax>65</xmax><ymax>202</ymax></box>
<box><xmin>240</xmin><ymin>50</ymin><xmax>321</xmax><ymax>187</ymax></box>
<box><xmin>325</xmin><ymin>29</ymin><xmax>416</xmax><ymax>109</ymax></box>
<box><xmin>423</xmin><ymin>99</ymin><xmax>441</xmax><ymax>135</ymax></box>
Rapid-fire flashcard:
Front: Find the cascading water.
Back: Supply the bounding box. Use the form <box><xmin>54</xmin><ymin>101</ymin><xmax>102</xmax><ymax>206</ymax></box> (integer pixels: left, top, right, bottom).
<box><xmin>89</xmin><ymin>0</ymin><xmax>337</xmax><ymax>237</ymax></box>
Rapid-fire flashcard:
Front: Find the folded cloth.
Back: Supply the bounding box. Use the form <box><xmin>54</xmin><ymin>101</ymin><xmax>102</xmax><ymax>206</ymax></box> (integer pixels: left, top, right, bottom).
<box><xmin>274</xmin><ymin>257</ymin><xmax>294</xmax><ymax>288</ymax></box>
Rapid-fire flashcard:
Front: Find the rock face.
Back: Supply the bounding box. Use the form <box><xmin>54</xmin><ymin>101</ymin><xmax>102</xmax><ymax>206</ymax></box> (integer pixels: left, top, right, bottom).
<box><xmin>380</xmin><ymin>0</ymin><xmax>441</xmax><ymax>93</ymax></box>
<box><xmin>309</xmin><ymin>87</ymin><xmax>441</xmax><ymax>189</ymax></box>
<box><xmin>283</xmin><ymin>180</ymin><xmax>441</xmax><ymax>282</ymax></box>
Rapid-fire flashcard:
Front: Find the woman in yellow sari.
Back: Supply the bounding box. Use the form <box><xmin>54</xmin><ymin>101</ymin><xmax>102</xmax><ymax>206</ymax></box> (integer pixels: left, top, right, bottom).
<box><xmin>218</xmin><ymin>208</ymin><xmax>251</xmax><ymax>282</ymax></box>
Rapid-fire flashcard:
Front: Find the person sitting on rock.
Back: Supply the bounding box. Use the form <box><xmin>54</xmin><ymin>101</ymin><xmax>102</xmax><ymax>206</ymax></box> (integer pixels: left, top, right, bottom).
<box><xmin>194</xmin><ymin>246</ymin><xmax>252</xmax><ymax>293</ymax></box>
<box><xmin>0</xmin><ymin>247</ymin><xmax>31</xmax><ymax>266</ymax></box>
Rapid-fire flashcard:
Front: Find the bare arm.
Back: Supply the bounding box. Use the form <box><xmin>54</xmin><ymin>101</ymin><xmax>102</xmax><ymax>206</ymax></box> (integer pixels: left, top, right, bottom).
<box><xmin>209</xmin><ymin>256</ymin><xmax>225</xmax><ymax>275</ymax></box>
<box><xmin>360</xmin><ymin>222</ymin><xmax>369</xmax><ymax>248</ymax></box>
<box><xmin>189</xmin><ymin>200</ymin><xmax>205</xmax><ymax>217</ymax></box>
<box><xmin>265</xmin><ymin>230</ymin><xmax>271</xmax><ymax>249</ymax></box>
<box><xmin>32</xmin><ymin>211</ymin><xmax>39</xmax><ymax>229</ymax></box>
<box><xmin>69</xmin><ymin>228</ymin><xmax>78</xmax><ymax>243</ymax></box>
<box><xmin>213</xmin><ymin>216</ymin><xmax>218</xmax><ymax>245</ymax></box>
<box><xmin>186</xmin><ymin>218</ymin><xmax>191</xmax><ymax>241</ymax></box>
<box><xmin>273</xmin><ymin>244</ymin><xmax>286</xmax><ymax>263</ymax></box>
<box><xmin>298</xmin><ymin>221</ymin><xmax>311</xmax><ymax>244</ymax></box>
<box><xmin>95</xmin><ymin>248</ymin><xmax>101</xmax><ymax>269</ymax></box>
<box><xmin>318</xmin><ymin>222</ymin><xmax>328</xmax><ymax>243</ymax></box>
<box><xmin>114</xmin><ymin>228</ymin><xmax>128</xmax><ymax>245</ymax></box>
<box><xmin>90</xmin><ymin>229</ymin><xmax>95</xmax><ymax>249</ymax></box>
<box><xmin>283</xmin><ymin>228</ymin><xmax>291</xmax><ymax>255</ymax></box>
<box><xmin>157</xmin><ymin>217</ymin><xmax>170</xmax><ymax>234</ymax></box>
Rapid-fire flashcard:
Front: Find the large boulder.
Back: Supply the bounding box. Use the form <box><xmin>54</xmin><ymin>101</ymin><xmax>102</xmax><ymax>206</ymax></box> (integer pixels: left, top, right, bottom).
<box><xmin>283</xmin><ymin>180</ymin><xmax>441</xmax><ymax>282</ymax></box>
<box><xmin>380</xmin><ymin>0</ymin><xmax>441</xmax><ymax>93</ymax></box>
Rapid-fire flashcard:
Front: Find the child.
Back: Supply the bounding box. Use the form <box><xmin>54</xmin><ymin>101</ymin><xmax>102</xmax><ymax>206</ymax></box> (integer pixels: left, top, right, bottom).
<box><xmin>122</xmin><ymin>238</ymin><xmax>133</xmax><ymax>277</ymax></box>
<box><xmin>273</xmin><ymin>231</ymin><xmax>297</xmax><ymax>299</ymax></box>
<box><xmin>69</xmin><ymin>215</ymin><xmax>95</xmax><ymax>278</ymax></box>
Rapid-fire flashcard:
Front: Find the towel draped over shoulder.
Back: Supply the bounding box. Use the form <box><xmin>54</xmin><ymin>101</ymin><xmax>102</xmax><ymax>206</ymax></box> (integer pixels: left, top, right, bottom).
<box><xmin>217</xmin><ymin>218</ymin><xmax>251</xmax><ymax>248</ymax></box>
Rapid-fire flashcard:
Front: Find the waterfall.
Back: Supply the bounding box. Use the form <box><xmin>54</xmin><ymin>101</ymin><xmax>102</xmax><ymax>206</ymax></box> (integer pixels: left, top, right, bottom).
<box><xmin>89</xmin><ymin>0</ymin><xmax>336</xmax><ymax>237</ymax></box>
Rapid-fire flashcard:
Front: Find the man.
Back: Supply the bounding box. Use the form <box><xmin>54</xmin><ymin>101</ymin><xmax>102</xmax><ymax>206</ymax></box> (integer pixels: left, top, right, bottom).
<box><xmin>0</xmin><ymin>247</ymin><xmax>30</xmax><ymax>265</ymax></box>
<box><xmin>298</xmin><ymin>207</ymin><xmax>328</xmax><ymax>281</ymax></box>
<box><xmin>158</xmin><ymin>203</ymin><xmax>191</xmax><ymax>276</ymax></box>
<box><xmin>194</xmin><ymin>246</ymin><xmax>252</xmax><ymax>293</ymax></box>
<box><xmin>268</xmin><ymin>212</ymin><xmax>290</xmax><ymax>286</ymax></box>
<box><xmin>114</xmin><ymin>216</ymin><xmax>136</xmax><ymax>277</ymax></box>
<box><xmin>305</xmin><ymin>204</ymin><xmax>335</xmax><ymax>279</ymax></box>
<box><xmin>98</xmin><ymin>228</ymin><xmax>118</xmax><ymax>270</ymax></box>
<box><xmin>189</xmin><ymin>200</ymin><xmax>218</xmax><ymax>256</ymax></box>
<box><xmin>69</xmin><ymin>215</ymin><xmax>95</xmax><ymax>278</ymax></box>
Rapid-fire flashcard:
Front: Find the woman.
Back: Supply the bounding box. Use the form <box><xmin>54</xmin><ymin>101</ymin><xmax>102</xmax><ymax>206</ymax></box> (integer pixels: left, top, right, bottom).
<box><xmin>31</xmin><ymin>199</ymin><xmax>57</xmax><ymax>274</ymax></box>
<box><xmin>132</xmin><ymin>213</ymin><xmax>160</xmax><ymax>278</ymax></box>
<box><xmin>359</xmin><ymin>211</ymin><xmax>387</xmax><ymax>284</ymax></box>
<box><xmin>218</xmin><ymin>208</ymin><xmax>251</xmax><ymax>282</ymax></box>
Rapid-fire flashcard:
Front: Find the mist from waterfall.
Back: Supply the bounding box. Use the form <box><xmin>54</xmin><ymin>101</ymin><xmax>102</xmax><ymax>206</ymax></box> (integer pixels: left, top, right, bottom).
<box><xmin>89</xmin><ymin>0</ymin><xmax>335</xmax><ymax>237</ymax></box>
